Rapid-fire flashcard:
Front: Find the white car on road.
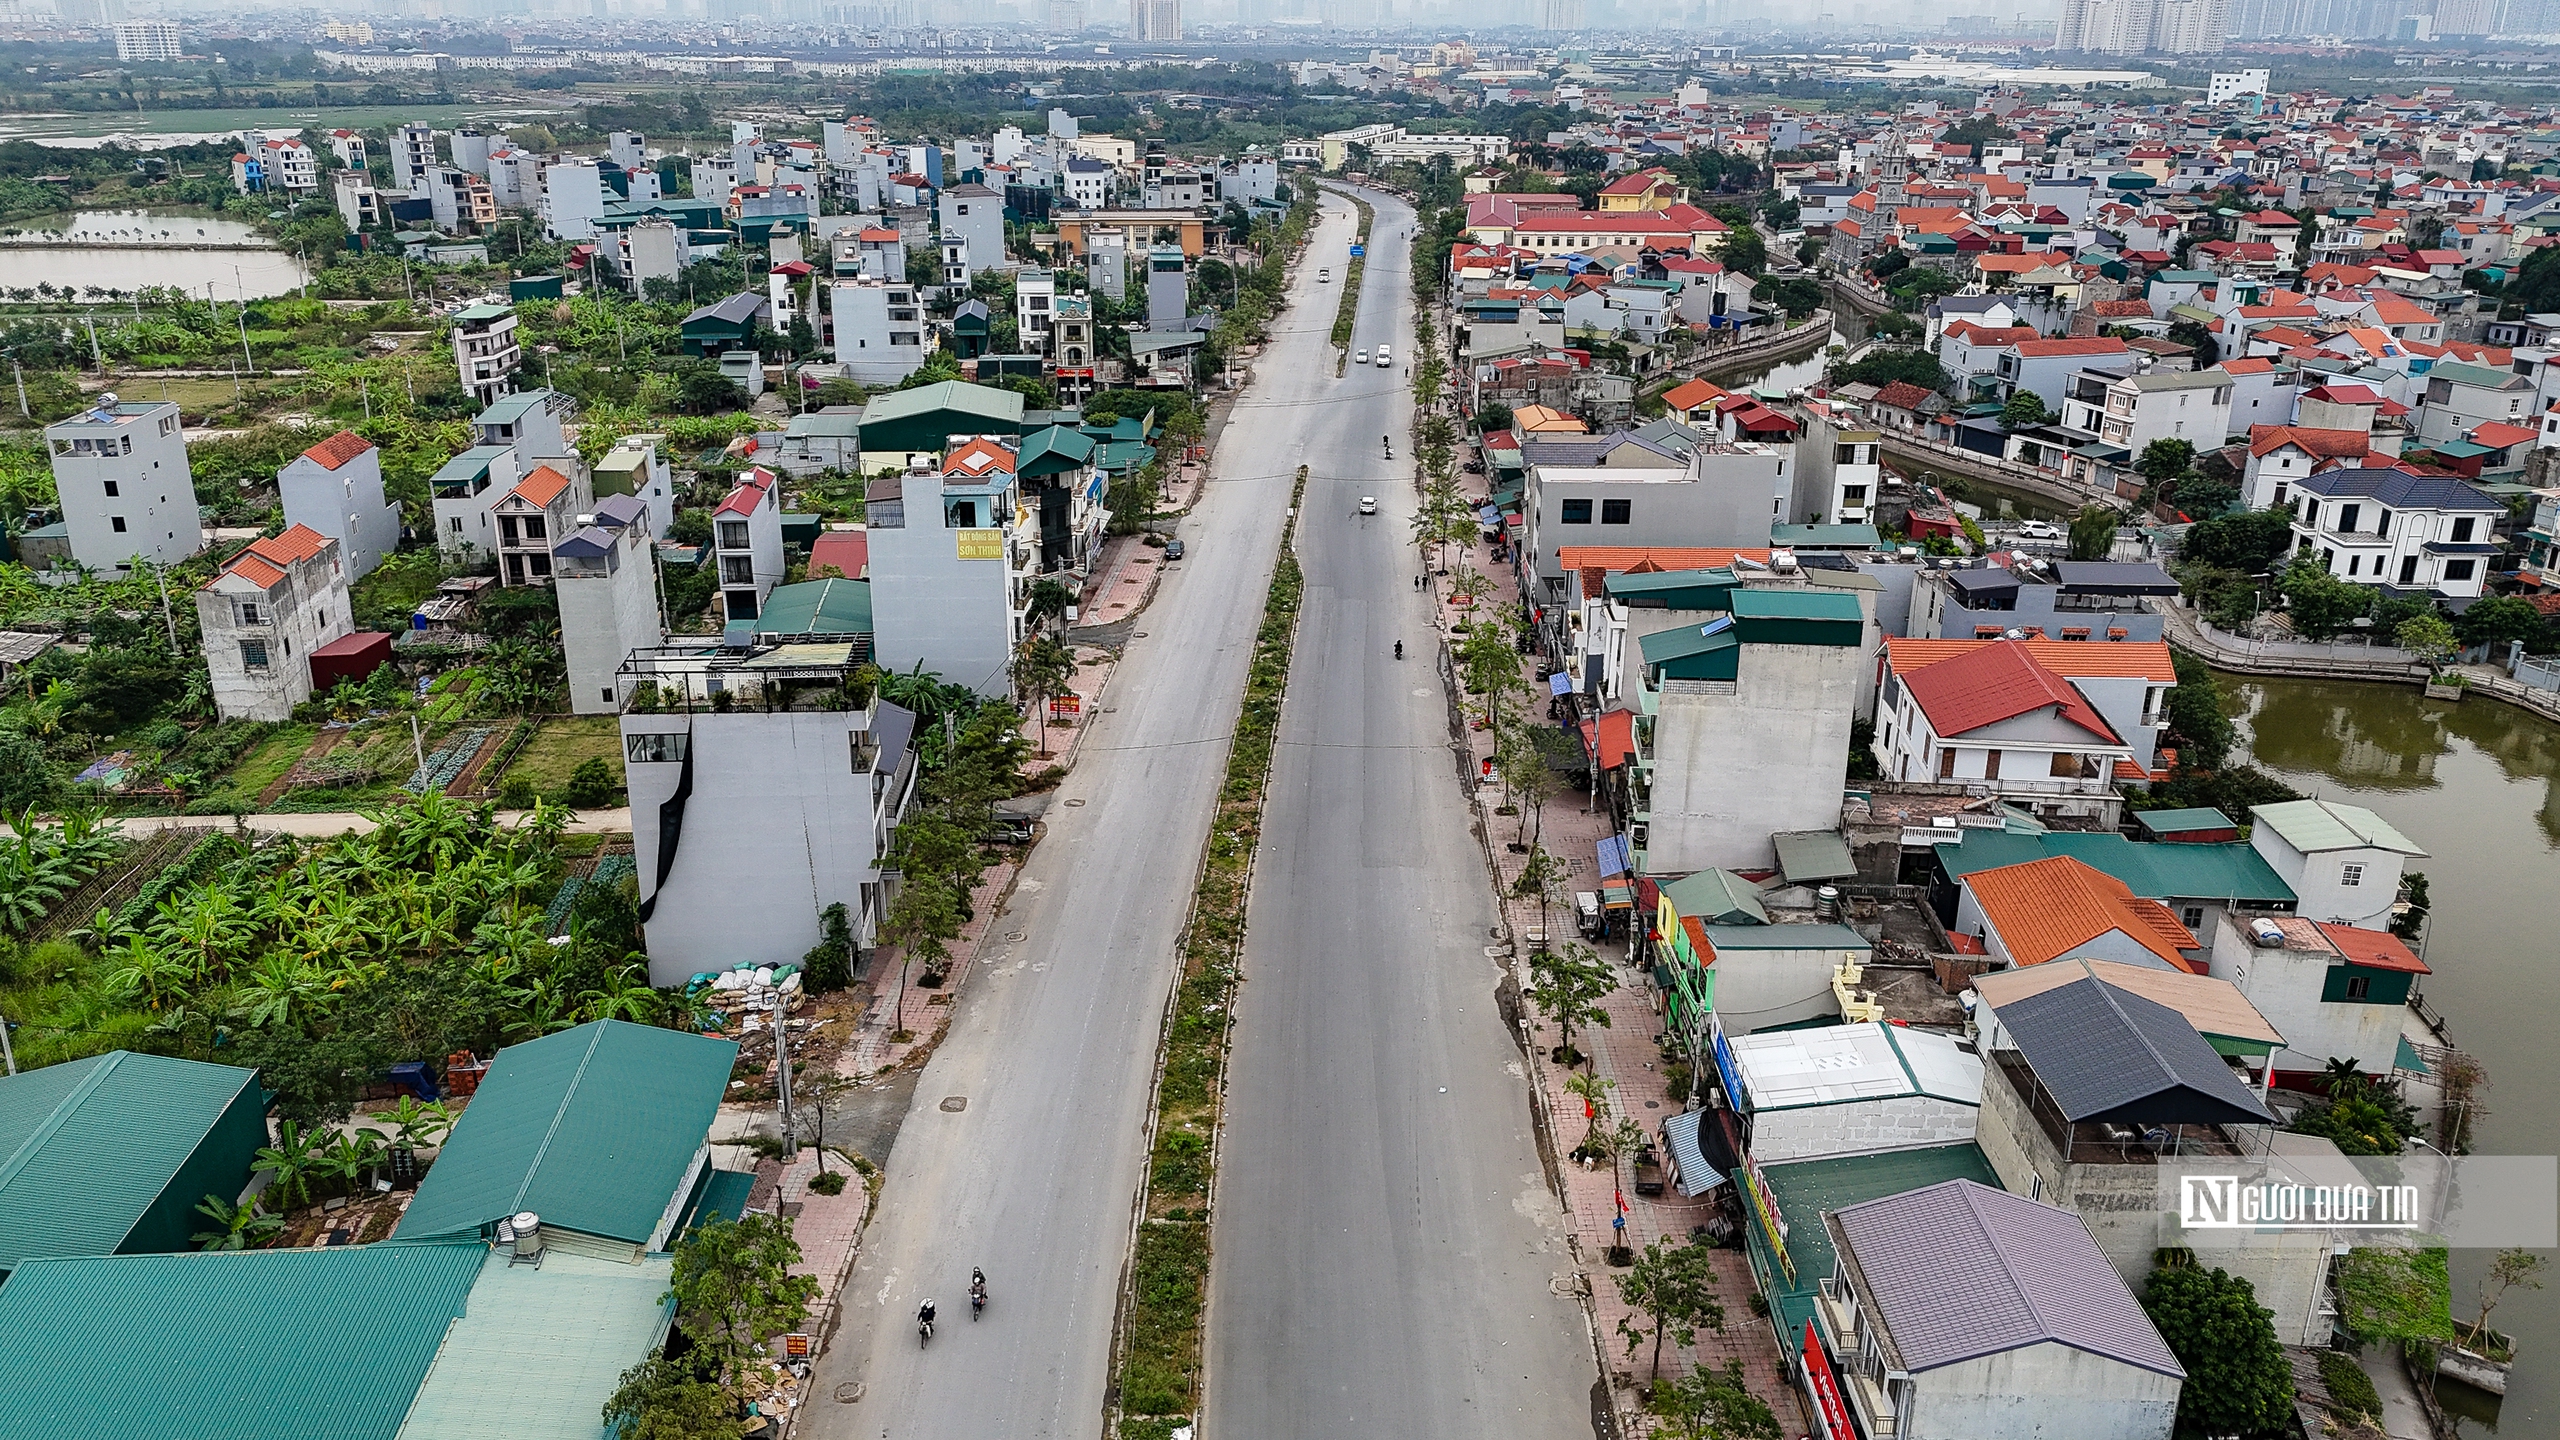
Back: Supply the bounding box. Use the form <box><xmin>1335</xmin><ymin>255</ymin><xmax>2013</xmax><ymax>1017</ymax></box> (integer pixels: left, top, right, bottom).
<box><xmin>2015</xmin><ymin>520</ymin><xmax>2062</xmax><ymax>540</ymax></box>
<box><xmin>1359</xmin><ymin>497</ymin><xmax>1378</xmax><ymax>515</ymax></box>
<box><xmin>1354</xmin><ymin>347</ymin><xmax>1368</xmax><ymax>367</ymax></box>
<box><xmin>1375</xmin><ymin>345</ymin><xmax>1393</xmax><ymax>368</ymax></box>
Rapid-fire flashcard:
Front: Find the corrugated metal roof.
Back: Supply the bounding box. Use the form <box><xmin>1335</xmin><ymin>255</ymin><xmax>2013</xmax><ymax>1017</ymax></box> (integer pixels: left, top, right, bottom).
<box><xmin>1771</xmin><ymin>830</ymin><xmax>1856</xmax><ymax>885</ymax></box>
<box><xmin>2251</xmin><ymin>799</ymin><xmax>2426</xmax><ymax>857</ymax></box>
<box><xmin>1994</xmin><ymin>975</ymin><xmax>2275</xmax><ymax>1126</ymax></box>
<box><xmin>394</xmin><ymin>1021</ymin><xmax>737</xmax><ymax>1245</ymax></box>
<box><xmin>0</xmin><ymin>1051</ymin><xmax>261</xmax><ymax>1271</ymax></box>
<box><xmin>395</xmin><ymin>1249</ymin><xmax>675</xmax><ymax>1440</ymax></box>
<box><xmin>754</xmin><ymin>577</ymin><xmax>872</xmax><ymax>639</ymax></box>
<box><xmin>1975</xmin><ymin>957</ymin><xmax>2284</xmax><ymax>1049</ymax></box>
<box><xmin>1830</xmin><ymin>1180</ymin><xmax>2184</xmax><ymax>1378</ymax></box>
<box><xmin>0</xmin><ymin>1240</ymin><xmax>486</xmax><ymax>1440</ymax></box>
<box><xmin>1657</xmin><ymin>868</ymin><xmax>1767</xmax><ymax>926</ymax></box>
<box><xmin>1934</xmin><ymin>831</ymin><xmax>2294</xmax><ymax>906</ymax></box>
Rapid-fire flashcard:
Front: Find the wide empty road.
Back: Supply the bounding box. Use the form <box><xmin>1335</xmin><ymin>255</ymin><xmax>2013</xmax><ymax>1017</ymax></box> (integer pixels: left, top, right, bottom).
<box><xmin>805</xmin><ymin>195</ymin><xmax>1381</xmax><ymax>1440</ymax></box>
<box><xmin>1205</xmin><ymin>188</ymin><xmax>1599</xmax><ymax>1437</ymax></box>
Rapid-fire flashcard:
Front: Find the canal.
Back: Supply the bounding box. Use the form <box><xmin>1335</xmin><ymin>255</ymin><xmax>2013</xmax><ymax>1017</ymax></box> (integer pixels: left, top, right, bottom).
<box><xmin>2227</xmin><ymin>673</ymin><xmax>2560</xmax><ymax>1433</ymax></box>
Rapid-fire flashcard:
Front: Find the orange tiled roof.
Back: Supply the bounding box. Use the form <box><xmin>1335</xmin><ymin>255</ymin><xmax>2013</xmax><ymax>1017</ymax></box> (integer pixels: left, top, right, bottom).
<box><xmin>1556</xmin><ymin>545</ymin><xmax>1774</xmax><ymax>574</ymax></box>
<box><xmin>2313</xmin><ymin>922</ymin><xmax>2430</xmax><ymax>974</ymax></box>
<box><xmin>1963</xmin><ymin>855</ymin><xmax>2203</xmax><ymax>972</ymax></box>
<box><xmin>510</xmin><ymin>465</ymin><xmax>574</xmax><ymax>508</ymax></box>
<box><xmin>218</xmin><ymin>523</ymin><xmax>332</xmax><ymax>590</ymax></box>
<box><xmin>1661</xmin><ymin>378</ymin><xmax>1728</xmax><ymax>412</ymax></box>
<box><xmin>2248</xmin><ymin>425</ymin><xmax>2373</xmax><ymax>460</ymax></box>
<box><xmin>1885</xmin><ymin>635</ymin><xmax>2175</xmax><ymax>683</ymax></box>
<box><xmin>1898</xmin><ymin>640</ymin><xmax>2120</xmax><ymax>743</ymax></box>
<box><xmin>943</xmin><ymin>436</ymin><xmax>1018</xmax><ymax>477</ymax></box>
<box><xmin>301</xmin><ymin>430</ymin><xmax>374</xmax><ymax>471</ymax></box>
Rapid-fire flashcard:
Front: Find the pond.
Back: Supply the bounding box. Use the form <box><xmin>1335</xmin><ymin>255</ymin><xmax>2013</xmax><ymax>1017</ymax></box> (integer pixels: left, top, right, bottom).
<box><xmin>0</xmin><ymin>210</ymin><xmax>308</xmax><ymax>300</ymax></box>
<box><xmin>2227</xmin><ymin>674</ymin><xmax>2560</xmax><ymax>1433</ymax></box>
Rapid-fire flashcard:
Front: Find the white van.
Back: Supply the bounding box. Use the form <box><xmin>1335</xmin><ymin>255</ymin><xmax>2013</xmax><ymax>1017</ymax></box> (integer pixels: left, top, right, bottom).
<box><xmin>1375</xmin><ymin>344</ymin><xmax>1393</xmax><ymax>368</ymax></box>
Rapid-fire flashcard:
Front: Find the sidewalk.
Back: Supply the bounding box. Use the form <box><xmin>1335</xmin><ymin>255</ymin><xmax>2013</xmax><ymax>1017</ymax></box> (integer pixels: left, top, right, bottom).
<box><xmin>1428</xmin><ymin>517</ymin><xmax>1809</xmax><ymax>1433</ymax></box>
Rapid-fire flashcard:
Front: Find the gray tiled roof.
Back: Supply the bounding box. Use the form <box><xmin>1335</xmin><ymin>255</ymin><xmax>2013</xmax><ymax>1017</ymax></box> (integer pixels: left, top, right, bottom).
<box><xmin>2294</xmin><ymin>467</ymin><xmax>2502</xmax><ymax>512</ymax></box>
<box><xmin>1830</xmin><ymin>1179</ymin><xmax>2186</xmax><ymax>1378</ymax></box>
<box><xmin>1999</xmin><ymin>976</ymin><xmax>2275</xmax><ymax>1126</ymax></box>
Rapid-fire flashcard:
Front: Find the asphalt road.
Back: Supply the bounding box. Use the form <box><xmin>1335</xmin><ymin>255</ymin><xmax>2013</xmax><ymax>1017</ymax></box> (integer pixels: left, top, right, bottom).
<box><xmin>1203</xmin><ymin>189</ymin><xmax>1600</xmax><ymax>1437</ymax></box>
<box><xmin>802</xmin><ymin>193</ymin><xmax>1381</xmax><ymax>1440</ymax></box>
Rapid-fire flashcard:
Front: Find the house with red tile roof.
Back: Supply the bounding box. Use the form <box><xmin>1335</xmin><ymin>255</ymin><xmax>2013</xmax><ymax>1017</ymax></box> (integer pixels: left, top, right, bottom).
<box><xmin>1873</xmin><ymin>639</ymin><xmax>2143</xmax><ymax>823</ymax></box>
<box><xmin>277</xmin><ymin>430</ymin><xmax>402</xmax><ymax>582</ymax></box>
<box><xmin>2200</xmin><ymin>911</ymin><xmax>2425</xmax><ymax>1085</ymax></box>
<box><xmin>1953</xmin><ymin>855</ymin><xmax>2202</xmax><ymax>974</ymax></box>
<box><xmin>2242</xmin><ymin>425</ymin><xmax>2386</xmax><ymax>508</ymax></box>
<box><xmin>196</xmin><ymin>524</ymin><xmax>354</xmax><ymax>722</ymax></box>
<box><xmin>711</xmin><ymin>467</ymin><xmax>787</xmax><ymax>622</ymax></box>
<box><xmin>489</xmin><ymin>462</ymin><xmax>596</xmax><ymax>589</ymax></box>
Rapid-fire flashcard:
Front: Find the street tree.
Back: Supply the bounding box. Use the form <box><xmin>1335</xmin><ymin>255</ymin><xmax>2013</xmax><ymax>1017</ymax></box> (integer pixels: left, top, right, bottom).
<box><xmin>1647</xmin><ymin>1360</ymin><xmax>1781</xmax><ymax>1440</ymax></box>
<box><xmin>2396</xmin><ymin>613</ymin><xmax>2458</xmax><ymax>672</ymax></box>
<box><xmin>1565</xmin><ymin>1069</ymin><xmax>1616</xmax><ymax>1152</ymax></box>
<box><xmin>666</xmin><ymin>1214</ymin><xmax>822</xmax><ymax>1388</ymax></box>
<box><xmin>2066</xmin><ymin>504</ymin><xmax>2119</xmax><ymax>562</ymax></box>
<box><xmin>1460</xmin><ymin>613</ymin><xmax>1525</xmax><ymax>734</ymax></box>
<box><xmin>1010</xmin><ymin>634</ymin><xmax>1079</xmax><ymax>756</ymax></box>
<box><xmin>1616</xmin><ymin>1237</ymin><xmax>1727</xmax><ymax>1378</ymax></box>
<box><xmin>1511</xmin><ymin>845</ymin><xmax>1569</xmax><ymax>946</ymax></box>
<box><xmin>2000</xmin><ymin>391</ymin><xmax>2053</xmax><ymax>430</ymax></box>
<box><xmin>1526</xmin><ymin>941</ymin><xmax>1615</xmax><ymax>1066</ymax></box>
<box><xmin>2140</xmin><ymin>1262</ymin><xmax>2292</xmax><ymax>1440</ymax></box>
<box><xmin>601</xmin><ymin>1355</ymin><xmax>735</xmax><ymax>1440</ymax></box>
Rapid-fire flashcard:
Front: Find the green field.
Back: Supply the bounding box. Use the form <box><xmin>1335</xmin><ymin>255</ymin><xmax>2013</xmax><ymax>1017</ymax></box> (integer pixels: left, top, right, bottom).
<box><xmin>501</xmin><ymin>716</ymin><xmax>628</xmax><ymax>801</ymax></box>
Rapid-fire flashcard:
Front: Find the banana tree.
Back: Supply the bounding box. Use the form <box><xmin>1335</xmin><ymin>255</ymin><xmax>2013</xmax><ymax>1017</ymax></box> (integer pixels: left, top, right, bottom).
<box><xmin>578</xmin><ymin>964</ymin><xmax>661</xmax><ymax>1026</ymax></box>
<box><xmin>255</xmin><ymin>1121</ymin><xmax>328</xmax><ymax>1210</ymax></box>
<box><xmin>192</xmin><ymin>1194</ymin><xmax>284</xmax><ymax>1251</ymax></box>
<box><xmin>378</xmin><ymin>1097</ymin><xmax>454</xmax><ymax>1151</ymax></box>
<box><xmin>317</xmin><ymin>1130</ymin><xmax>388</xmax><ymax>1196</ymax></box>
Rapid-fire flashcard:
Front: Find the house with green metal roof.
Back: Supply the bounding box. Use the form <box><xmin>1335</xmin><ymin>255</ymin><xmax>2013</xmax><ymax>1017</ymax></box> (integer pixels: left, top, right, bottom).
<box><xmin>856</xmin><ymin>381</ymin><xmax>1027</xmax><ymax>471</ymax></box>
<box><xmin>2247</xmin><ymin>798</ymin><xmax>2423</xmax><ymax>930</ymax></box>
<box><xmin>0</xmin><ymin>1240</ymin><xmax>488</xmax><ymax>1440</ymax></box>
<box><xmin>753</xmin><ymin>576</ymin><xmax>873</xmax><ymax>649</ymax></box>
<box><xmin>394</xmin><ymin>1248</ymin><xmax>678</xmax><ymax>1440</ymax></box>
<box><xmin>0</xmin><ymin>1051</ymin><xmax>266</xmax><ymax>1277</ymax></box>
<box><xmin>393</xmin><ymin>1020</ymin><xmax>740</xmax><ymax>1261</ymax></box>
<box><xmin>1930</xmin><ymin>829</ymin><xmax>2294</xmax><ymax>946</ymax></box>
<box><xmin>1741</xmin><ymin>1141</ymin><xmax>2000</xmax><ymax>1344</ymax></box>
<box><xmin>1617</xmin><ymin>579</ymin><xmax>1865</xmax><ymax>880</ymax></box>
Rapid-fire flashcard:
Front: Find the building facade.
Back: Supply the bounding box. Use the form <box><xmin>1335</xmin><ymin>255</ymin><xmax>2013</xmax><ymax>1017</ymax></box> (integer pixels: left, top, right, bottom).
<box><xmin>196</xmin><ymin>525</ymin><xmax>353</xmax><ymax>722</ymax></box>
<box><xmin>277</xmin><ymin>430</ymin><xmax>401</xmax><ymax>583</ymax></box>
<box><xmin>44</xmin><ymin>399</ymin><xmax>201</xmax><ymax>572</ymax></box>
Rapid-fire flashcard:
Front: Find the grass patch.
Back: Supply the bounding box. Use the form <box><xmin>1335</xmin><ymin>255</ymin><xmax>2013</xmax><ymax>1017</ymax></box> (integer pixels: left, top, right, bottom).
<box><xmin>1113</xmin><ymin>465</ymin><xmax>1307</xmax><ymax>1426</ymax></box>
<box><xmin>500</xmin><ymin>716</ymin><xmax>628</xmax><ymax>798</ymax></box>
<box><xmin>2318</xmin><ymin>1349</ymin><xmax>2381</xmax><ymax>1423</ymax></box>
<box><xmin>1118</xmin><ymin>1223</ymin><xmax>1212</xmax><ymax>1417</ymax></box>
<box><xmin>205</xmin><ymin>723</ymin><xmax>316</xmax><ymax>806</ymax></box>
<box><xmin>1325</xmin><ymin>186</ymin><xmax>1374</xmax><ymax>354</ymax></box>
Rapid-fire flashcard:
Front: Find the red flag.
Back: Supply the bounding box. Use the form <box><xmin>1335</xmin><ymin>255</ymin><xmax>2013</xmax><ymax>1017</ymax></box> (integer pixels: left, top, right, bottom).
<box><xmin>1615</xmin><ymin>1188</ymin><xmax>1627</xmax><ymax>1214</ymax></box>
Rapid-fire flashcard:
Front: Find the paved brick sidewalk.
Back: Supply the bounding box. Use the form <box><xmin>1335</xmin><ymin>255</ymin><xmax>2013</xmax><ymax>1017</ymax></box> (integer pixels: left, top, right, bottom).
<box><xmin>772</xmin><ymin>1148</ymin><xmax>873</xmax><ymax>1326</ymax></box>
<box><xmin>839</xmin><ymin>859</ymin><xmax>1022</xmax><ymax>1078</ymax></box>
<box><xmin>1430</xmin><ymin>520</ymin><xmax>1810</xmax><ymax>1435</ymax></box>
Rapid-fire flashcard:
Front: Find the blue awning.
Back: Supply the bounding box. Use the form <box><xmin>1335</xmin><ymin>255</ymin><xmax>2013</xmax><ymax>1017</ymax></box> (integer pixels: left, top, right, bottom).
<box><xmin>1549</xmin><ymin>672</ymin><xmax>1573</xmax><ymax>696</ymax></box>
<box><xmin>1478</xmin><ymin>504</ymin><xmax>1502</xmax><ymax>524</ymax></box>
<box><xmin>1598</xmin><ymin>835</ymin><xmax>1631</xmax><ymax>879</ymax></box>
<box><xmin>1660</xmin><ymin>1111</ymin><xmax>1725</xmax><ymax>1198</ymax></box>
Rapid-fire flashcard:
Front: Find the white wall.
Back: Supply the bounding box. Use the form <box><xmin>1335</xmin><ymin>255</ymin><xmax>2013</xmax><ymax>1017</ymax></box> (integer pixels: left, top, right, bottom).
<box><xmin>47</xmin><ymin>403</ymin><xmax>201</xmax><ymax>572</ymax></box>
<box><xmin>2248</xmin><ymin>832</ymin><xmax>2401</xmax><ymax>928</ymax></box>
<box><xmin>279</xmin><ymin>448</ymin><xmax>401</xmax><ymax>582</ymax></box>
<box><xmin>624</xmin><ymin>708</ymin><xmax>895</xmax><ymax>985</ymax></box>
<box><xmin>559</xmin><ymin>528</ymin><xmax>663</xmax><ymax>717</ymax></box>
<box><xmin>1907</xmin><ymin>1341</ymin><xmax>2179</xmax><ymax>1440</ymax></box>
<box><xmin>1645</xmin><ymin>641</ymin><xmax>1858</xmax><ymax>874</ymax></box>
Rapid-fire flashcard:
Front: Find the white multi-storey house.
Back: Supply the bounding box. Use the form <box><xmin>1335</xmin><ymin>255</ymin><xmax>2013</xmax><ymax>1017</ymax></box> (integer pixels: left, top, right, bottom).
<box><xmin>44</xmin><ymin>398</ymin><xmax>201</xmax><ymax>572</ymax></box>
<box><xmin>2285</xmin><ymin>467</ymin><xmax>2505</xmax><ymax>599</ymax></box>
<box><xmin>277</xmin><ymin>430</ymin><xmax>401</xmax><ymax>582</ymax></box>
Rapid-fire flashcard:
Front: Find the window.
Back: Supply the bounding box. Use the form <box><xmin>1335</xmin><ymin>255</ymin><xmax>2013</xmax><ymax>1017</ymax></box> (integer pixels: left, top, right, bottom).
<box><xmin>235</xmin><ymin>600</ymin><xmax>264</xmax><ymax>625</ymax></box>
<box><xmin>2343</xmin><ymin>975</ymin><xmax>2372</xmax><ymax>1001</ymax></box>
<box><xmin>1560</xmin><ymin>498</ymin><xmax>1593</xmax><ymax>524</ymax></box>
<box><xmin>601</xmin><ymin>687</ymin><xmax>615</xmax><ymax>703</ymax></box>
<box><xmin>240</xmin><ymin>639</ymin><xmax>269</xmax><ymax>670</ymax></box>
<box><xmin>1600</xmin><ymin>499</ymin><xmax>1631</xmax><ymax>525</ymax></box>
<box><xmin>524</xmin><ymin>516</ymin><xmax>545</xmax><ymax>539</ymax></box>
<box><xmin>626</xmin><ymin>732</ymin><xmax>690</xmax><ymax>764</ymax></box>
<box><xmin>851</xmin><ymin>732</ymin><xmax>881</xmax><ymax>772</ymax></box>
<box><xmin>2445</xmin><ymin>559</ymin><xmax>2477</xmax><ymax>582</ymax></box>
<box><xmin>2340</xmin><ymin>863</ymin><xmax>2364</xmax><ymax>888</ymax></box>
<box><xmin>110</xmin><ymin>516</ymin><xmax>127</xmax><ymax>533</ymax></box>
<box><xmin>103</xmin><ymin>480</ymin><xmax>118</xmax><ymax>497</ymax></box>
<box><xmin>2182</xmin><ymin>905</ymin><xmax>2205</xmax><ymax>930</ymax></box>
<box><xmin>721</xmin><ymin>555</ymin><xmax>755</xmax><ymax>586</ymax></box>
<box><xmin>2452</xmin><ymin>517</ymin><xmax>2476</xmax><ymax>544</ymax></box>
<box><xmin>2338</xmin><ymin>503</ymin><xmax>2361</xmax><ymax>533</ymax></box>
<box><xmin>717</xmin><ymin>520</ymin><xmax>750</xmax><ymax>550</ymax></box>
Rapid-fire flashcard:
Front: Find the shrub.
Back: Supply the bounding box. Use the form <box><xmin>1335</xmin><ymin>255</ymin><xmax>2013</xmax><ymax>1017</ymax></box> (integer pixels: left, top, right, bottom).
<box><xmin>564</xmin><ymin>757</ymin><xmax>619</xmax><ymax>808</ymax></box>
<box><xmin>498</xmin><ymin>773</ymin><xmax>538</xmax><ymax>809</ymax></box>
<box><xmin>807</xmin><ymin>1168</ymin><xmax>848</xmax><ymax>1196</ymax></box>
<box><xmin>2319</xmin><ymin>1349</ymin><xmax>2381</xmax><ymax>1421</ymax></box>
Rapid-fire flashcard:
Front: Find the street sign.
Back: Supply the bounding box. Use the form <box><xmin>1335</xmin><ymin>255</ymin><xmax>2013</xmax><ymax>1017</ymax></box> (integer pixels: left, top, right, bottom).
<box><xmin>1349</xmin><ymin>244</ymin><xmax>1366</xmax><ymax>257</ymax></box>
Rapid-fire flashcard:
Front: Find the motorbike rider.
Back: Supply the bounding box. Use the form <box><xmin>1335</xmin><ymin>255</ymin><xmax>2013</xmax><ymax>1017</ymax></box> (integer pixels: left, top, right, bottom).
<box><xmin>971</xmin><ymin>1269</ymin><xmax>989</xmax><ymax>1315</ymax></box>
<box><xmin>1394</xmin><ymin>641</ymin><xmax>1403</xmax><ymax>659</ymax></box>
<box><xmin>918</xmin><ymin>1299</ymin><xmax>937</xmax><ymax>1332</ymax></box>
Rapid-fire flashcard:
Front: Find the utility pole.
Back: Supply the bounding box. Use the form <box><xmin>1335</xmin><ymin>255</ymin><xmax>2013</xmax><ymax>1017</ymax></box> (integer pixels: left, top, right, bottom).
<box><xmin>83</xmin><ymin>313</ymin><xmax>102</xmax><ymax>372</ymax></box>
<box><xmin>150</xmin><ymin>565</ymin><xmax>178</xmax><ymax>653</ymax></box>
<box><xmin>8</xmin><ymin>355</ymin><xmax>25</xmax><ymax>418</ymax></box>
<box><xmin>773</xmin><ymin>988</ymin><xmax>797</xmax><ymax>1159</ymax></box>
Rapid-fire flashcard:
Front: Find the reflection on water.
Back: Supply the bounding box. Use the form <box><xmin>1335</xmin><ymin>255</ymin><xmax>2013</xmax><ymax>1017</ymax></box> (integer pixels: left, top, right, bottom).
<box><xmin>0</xmin><ymin>209</ymin><xmax>305</xmax><ymax>300</ymax></box>
<box><xmin>2226</xmin><ymin>674</ymin><xmax>2560</xmax><ymax>1437</ymax></box>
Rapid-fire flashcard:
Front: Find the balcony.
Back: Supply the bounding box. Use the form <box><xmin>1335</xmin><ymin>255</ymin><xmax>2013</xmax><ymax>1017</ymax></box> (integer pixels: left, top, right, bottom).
<box><xmin>1846</xmin><ymin>1373</ymin><xmax>1899</xmax><ymax>1439</ymax></box>
<box><xmin>1995</xmin><ymin>1054</ymin><xmax>2244</xmax><ymax>1165</ymax></box>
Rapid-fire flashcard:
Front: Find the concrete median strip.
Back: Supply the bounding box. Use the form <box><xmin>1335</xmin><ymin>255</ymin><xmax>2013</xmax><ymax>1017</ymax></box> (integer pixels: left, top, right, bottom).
<box><xmin>1104</xmin><ymin>464</ymin><xmax>1309</xmax><ymax>1440</ymax></box>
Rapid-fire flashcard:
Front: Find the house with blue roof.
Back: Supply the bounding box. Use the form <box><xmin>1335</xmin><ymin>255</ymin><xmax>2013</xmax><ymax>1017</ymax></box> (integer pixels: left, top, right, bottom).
<box><xmin>2285</xmin><ymin>465</ymin><xmax>2504</xmax><ymax>600</ymax></box>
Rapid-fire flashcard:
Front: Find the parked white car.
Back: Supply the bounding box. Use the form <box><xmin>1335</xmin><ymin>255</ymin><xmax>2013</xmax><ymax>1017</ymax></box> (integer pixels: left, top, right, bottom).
<box><xmin>2015</xmin><ymin>520</ymin><xmax>2062</xmax><ymax>541</ymax></box>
